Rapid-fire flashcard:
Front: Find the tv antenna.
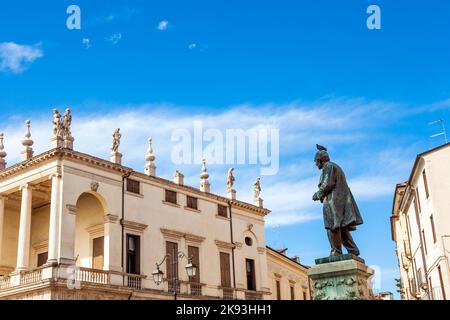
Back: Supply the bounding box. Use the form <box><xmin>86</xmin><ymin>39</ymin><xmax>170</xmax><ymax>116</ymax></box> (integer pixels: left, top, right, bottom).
<box><xmin>429</xmin><ymin>119</ymin><xmax>448</xmax><ymax>144</ymax></box>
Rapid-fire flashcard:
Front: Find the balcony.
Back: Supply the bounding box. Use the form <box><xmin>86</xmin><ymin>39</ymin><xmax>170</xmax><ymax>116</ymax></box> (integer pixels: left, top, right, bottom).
<box><xmin>0</xmin><ymin>265</ymin><xmax>147</xmax><ymax>296</ymax></box>
<box><xmin>417</xmin><ymin>268</ymin><xmax>428</xmax><ymax>290</ymax></box>
<box><xmin>222</xmin><ymin>287</ymin><xmax>235</xmax><ymax>300</ymax></box>
<box><xmin>401</xmin><ymin>253</ymin><xmax>410</xmax><ymax>270</ymax></box>
<box><xmin>409</xmin><ymin>277</ymin><xmax>418</xmax><ymax>298</ymax></box>
<box><xmin>404</xmin><ymin>240</ymin><xmax>412</xmax><ymax>259</ymax></box>
<box><xmin>188</xmin><ymin>282</ymin><xmax>203</xmax><ymax>296</ymax></box>
<box><xmin>245</xmin><ymin>290</ymin><xmax>264</xmax><ymax>300</ymax></box>
<box><xmin>431</xmin><ymin>287</ymin><xmax>444</xmax><ymax>300</ymax></box>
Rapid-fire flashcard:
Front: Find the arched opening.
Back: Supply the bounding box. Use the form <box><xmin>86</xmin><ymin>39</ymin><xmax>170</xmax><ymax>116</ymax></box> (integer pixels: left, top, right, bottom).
<box><xmin>75</xmin><ymin>192</ymin><xmax>106</xmax><ymax>269</ymax></box>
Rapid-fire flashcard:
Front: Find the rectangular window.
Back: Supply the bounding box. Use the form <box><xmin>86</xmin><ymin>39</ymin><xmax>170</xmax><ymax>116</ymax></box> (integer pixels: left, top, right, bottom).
<box><xmin>126</xmin><ymin>179</ymin><xmax>140</xmax><ymax>194</ymax></box>
<box><xmin>290</xmin><ymin>286</ymin><xmax>295</xmax><ymax>300</ymax></box>
<box><xmin>429</xmin><ymin>277</ymin><xmax>433</xmax><ymax>298</ymax></box>
<box><xmin>430</xmin><ymin>215</ymin><xmax>437</xmax><ymax>243</ymax></box>
<box><xmin>416</xmin><ymin>190</ymin><xmax>422</xmax><ymax>213</ymax></box>
<box><xmin>422</xmin><ymin>229</ymin><xmax>427</xmax><ymax>255</ymax></box>
<box><xmin>218</xmin><ymin>204</ymin><xmax>228</xmax><ymax>218</ymax></box>
<box><xmin>188</xmin><ymin>246</ymin><xmax>200</xmax><ymax>283</ymax></box>
<box><xmin>92</xmin><ymin>236</ymin><xmax>104</xmax><ymax>270</ymax></box>
<box><xmin>126</xmin><ymin>234</ymin><xmax>140</xmax><ymax>274</ymax></box>
<box><xmin>276</xmin><ymin>280</ymin><xmax>281</xmax><ymax>300</ymax></box>
<box><xmin>422</xmin><ymin>170</ymin><xmax>430</xmax><ymax>199</ymax></box>
<box><xmin>165</xmin><ymin>189</ymin><xmax>177</xmax><ymax>204</ymax></box>
<box><xmin>246</xmin><ymin>259</ymin><xmax>256</xmax><ymax>291</ymax></box>
<box><xmin>220</xmin><ymin>252</ymin><xmax>232</xmax><ymax>288</ymax></box>
<box><xmin>37</xmin><ymin>252</ymin><xmax>48</xmax><ymax>267</ymax></box>
<box><xmin>438</xmin><ymin>265</ymin><xmax>446</xmax><ymax>300</ymax></box>
<box><xmin>187</xmin><ymin>196</ymin><xmax>198</xmax><ymax>210</ymax></box>
<box><xmin>166</xmin><ymin>241</ymin><xmax>179</xmax><ymax>278</ymax></box>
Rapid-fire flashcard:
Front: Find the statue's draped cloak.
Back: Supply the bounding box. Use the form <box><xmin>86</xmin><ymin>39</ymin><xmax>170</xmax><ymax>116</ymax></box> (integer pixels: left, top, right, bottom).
<box><xmin>316</xmin><ymin>162</ymin><xmax>363</xmax><ymax>231</ymax></box>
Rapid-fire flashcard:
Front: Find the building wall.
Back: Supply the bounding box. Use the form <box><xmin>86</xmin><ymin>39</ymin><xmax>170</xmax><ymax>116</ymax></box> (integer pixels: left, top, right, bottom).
<box><xmin>392</xmin><ymin>145</ymin><xmax>450</xmax><ymax>300</ymax></box>
<box><xmin>59</xmin><ymin>158</ymin><xmax>270</xmax><ymax>297</ymax></box>
<box><xmin>266</xmin><ymin>250</ymin><xmax>309</xmax><ymax>300</ymax></box>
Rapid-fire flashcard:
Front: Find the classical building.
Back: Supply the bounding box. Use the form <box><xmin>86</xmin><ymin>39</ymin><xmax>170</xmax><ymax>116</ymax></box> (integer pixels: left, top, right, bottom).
<box><xmin>266</xmin><ymin>247</ymin><xmax>310</xmax><ymax>300</ymax></box>
<box><xmin>391</xmin><ymin>143</ymin><xmax>450</xmax><ymax>300</ymax></box>
<box><xmin>0</xmin><ymin>110</ymin><xmax>310</xmax><ymax>300</ymax></box>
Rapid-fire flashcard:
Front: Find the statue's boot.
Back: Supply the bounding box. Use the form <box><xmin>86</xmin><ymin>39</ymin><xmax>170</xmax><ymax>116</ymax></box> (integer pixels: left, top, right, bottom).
<box><xmin>341</xmin><ymin>227</ymin><xmax>360</xmax><ymax>256</ymax></box>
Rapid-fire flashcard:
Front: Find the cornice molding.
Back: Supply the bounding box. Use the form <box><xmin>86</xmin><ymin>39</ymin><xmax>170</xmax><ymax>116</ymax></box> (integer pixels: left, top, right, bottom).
<box><xmin>0</xmin><ymin>148</ymin><xmax>270</xmax><ymax>218</ymax></box>
<box><xmin>214</xmin><ymin>240</ymin><xmax>235</xmax><ymax>250</ymax></box>
<box><xmin>160</xmin><ymin>228</ymin><xmax>205</xmax><ymax>243</ymax></box>
<box><xmin>122</xmin><ymin>220</ymin><xmax>148</xmax><ymax>232</ymax></box>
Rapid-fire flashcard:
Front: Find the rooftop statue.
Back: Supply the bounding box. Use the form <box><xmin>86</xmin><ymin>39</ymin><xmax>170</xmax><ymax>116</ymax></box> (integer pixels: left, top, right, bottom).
<box><xmin>226</xmin><ymin>168</ymin><xmax>235</xmax><ymax>192</ymax></box>
<box><xmin>63</xmin><ymin>108</ymin><xmax>72</xmax><ymax>138</ymax></box>
<box><xmin>312</xmin><ymin>144</ymin><xmax>363</xmax><ymax>257</ymax></box>
<box><xmin>254</xmin><ymin>177</ymin><xmax>261</xmax><ymax>200</ymax></box>
<box><xmin>111</xmin><ymin>128</ymin><xmax>122</xmax><ymax>153</ymax></box>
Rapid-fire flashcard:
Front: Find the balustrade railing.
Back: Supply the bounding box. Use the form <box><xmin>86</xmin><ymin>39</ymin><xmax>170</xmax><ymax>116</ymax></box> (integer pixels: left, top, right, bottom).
<box><xmin>20</xmin><ymin>268</ymin><xmax>43</xmax><ymax>285</ymax></box>
<box><xmin>0</xmin><ymin>276</ymin><xmax>11</xmax><ymax>290</ymax></box>
<box><xmin>124</xmin><ymin>274</ymin><xmax>144</xmax><ymax>289</ymax></box>
<box><xmin>245</xmin><ymin>291</ymin><xmax>263</xmax><ymax>300</ymax></box>
<box><xmin>189</xmin><ymin>283</ymin><xmax>202</xmax><ymax>296</ymax></box>
<box><xmin>222</xmin><ymin>287</ymin><xmax>235</xmax><ymax>300</ymax></box>
<box><xmin>75</xmin><ymin>267</ymin><xmax>110</xmax><ymax>284</ymax></box>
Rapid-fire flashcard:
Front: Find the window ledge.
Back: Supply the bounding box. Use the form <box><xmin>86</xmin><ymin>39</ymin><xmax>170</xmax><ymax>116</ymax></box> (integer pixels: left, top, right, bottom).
<box><xmin>215</xmin><ymin>214</ymin><xmax>230</xmax><ymax>221</ymax></box>
<box><xmin>184</xmin><ymin>206</ymin><xmax>201</xmax><ymax>213</ymax></box>
<box><xmin>125</xmin><ymin>191</ymin><xmax>144</xmax><ymax>198</ymax></box>
<box><xmin>162</xmin><ymin>200</ymin><xmax>181</xmax><ymax>208</ymax></box>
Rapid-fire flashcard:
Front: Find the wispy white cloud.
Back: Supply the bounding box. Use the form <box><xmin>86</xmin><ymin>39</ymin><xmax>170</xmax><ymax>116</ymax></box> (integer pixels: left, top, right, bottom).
<box><xmin>0</xmin><ymin>42</ymin><xmax>43</xmax><ymax>74</ymax></box>
<box><xmin>188</xmin><ymin>43</ymin><xmax>197</xmax><ymax>50</ymax></box>
<box><xmin>106</xmin><ymin>33</ymin><xmax>122</xmax><ymax>45</ymax></box>
<box><xmin>157</xmin><ymin>20</ymin><xmax>169</xmax><ymax>31</ymax></box>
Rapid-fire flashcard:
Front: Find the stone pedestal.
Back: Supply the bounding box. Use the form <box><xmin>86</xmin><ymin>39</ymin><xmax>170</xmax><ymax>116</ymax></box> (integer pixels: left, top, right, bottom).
<box><xmin>145</xmin><ymin>163</ymin><xmax>156</xmax><ymax>176</ymax></box>
<box><xmin>308</xmin><ymin>254</ymin><xmax>374</xmax><ymax>300</ymax></box>
<box><xmin>110</xmin><ymin>152</ymin><xmax>123</xmax><ymax>165</ymax></box>
<box><xmin>200</xmin><ymin>179</ymin><xmax>210</xmax><ymax>193</ymax></box>
<box><xmin>64</xmin><ymin>136</ymin><xmax>74</xmax><ymax>150</ymax></box>
<box><xmin>51</xmin><ymin>136</ymin><xmax>64</xmax><ymax>149</ymax></box>
<box><xmin>254</xmin><ymin>197</ymin><xmax>264</xmax><ymax>208</ymax></box>
<box><xmin>227</xmin><ymin>189</ymin><xmax>236</xmax><ymax>200</ymax></box>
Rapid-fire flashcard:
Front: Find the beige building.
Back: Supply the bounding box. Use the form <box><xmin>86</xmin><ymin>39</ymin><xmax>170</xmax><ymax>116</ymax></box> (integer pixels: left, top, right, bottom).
<box><xmin>266</xmin><ymin>247</ymin><xmax>310</xmax><ymax>300</ymax></box>
<box><xmin>391</xmin><ymin>143</ymin><xmax>450</xmax><ymax>300</ymax></box>
<box><xmin>0</xmin><ymin>111</ymin><xmax>310</xmax><ymax>300</ymax></box>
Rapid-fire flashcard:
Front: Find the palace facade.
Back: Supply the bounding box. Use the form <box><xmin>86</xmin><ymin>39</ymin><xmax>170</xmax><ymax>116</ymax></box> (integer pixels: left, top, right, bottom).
<box><xmin>0</xmin><ymin>110</ymin><xmax>309</xmax><ymax>300</ymax></box>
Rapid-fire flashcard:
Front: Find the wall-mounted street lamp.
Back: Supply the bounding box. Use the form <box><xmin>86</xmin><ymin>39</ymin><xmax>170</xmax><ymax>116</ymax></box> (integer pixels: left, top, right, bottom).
<box><xmin>152</xmin><ymin>251</ymin><xmax>197</xmax><ymax>300</ymax></box>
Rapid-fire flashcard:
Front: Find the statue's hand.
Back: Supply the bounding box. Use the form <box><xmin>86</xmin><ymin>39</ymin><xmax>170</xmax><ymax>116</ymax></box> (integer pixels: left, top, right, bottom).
<box><xmin>312</xmin><ymin>192</ymin><xmax>320</xmax><ymax>201</ymax></box>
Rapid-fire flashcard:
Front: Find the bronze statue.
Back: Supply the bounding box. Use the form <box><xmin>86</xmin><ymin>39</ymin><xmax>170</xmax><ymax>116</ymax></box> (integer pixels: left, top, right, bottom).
<box><xmin>312</xmin><ymin>144</ymin><xmax>363</xmax><ymax>257</ymax></box>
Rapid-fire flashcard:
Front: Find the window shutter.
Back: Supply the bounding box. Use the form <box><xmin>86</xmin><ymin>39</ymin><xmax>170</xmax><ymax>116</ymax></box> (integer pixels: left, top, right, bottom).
<box><xmin>92</xmin><ymin>236</ymin><xmax>104</xmax><ymax>270</ymax></box>
<box><xmin>220</xmin><ymin>252</ymin><xmax>231</xmax><ymax>288</ymax></box>
<box><xmin>188</xmin><ymin>246</ymin><xmax>200</xmax><ymax>283</ymax></box>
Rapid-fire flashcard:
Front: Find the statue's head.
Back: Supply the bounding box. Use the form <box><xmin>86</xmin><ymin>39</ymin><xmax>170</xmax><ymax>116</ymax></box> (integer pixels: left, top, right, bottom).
<box><xmin>314</xmin><ymin>144</ymin><xmax>330</xmax><ymax>170</ymax></box>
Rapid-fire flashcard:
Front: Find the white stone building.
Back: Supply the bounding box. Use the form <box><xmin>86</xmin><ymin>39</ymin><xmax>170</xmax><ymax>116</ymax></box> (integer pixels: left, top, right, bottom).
<box><xmin>391</xmin><ymin>143</ymin><xmax>450</xmax><ymax>300</ymax></box>
<box><xmin>0</xmin><ymin>111</ymin><xmax>310</xmax><ymax>300</ymax></box>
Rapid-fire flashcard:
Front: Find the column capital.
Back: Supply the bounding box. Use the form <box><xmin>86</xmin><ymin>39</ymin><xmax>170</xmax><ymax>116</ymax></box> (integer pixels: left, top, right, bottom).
<box><xmin>19</xmin><ymin>183</ymin><xmax>34</xmax><ymax>191</ymax></box>
<box><xmin>49</xmin><ymin>172</ymin><xmax>62</xmax><ymax>180</ymax></box>
<box><xmin>104</xmin><ymin>214</ymin><xmax>120</xmax><ymax>224</ymax></box>
<box><xmin>66</xmin><ymin>204</ymin><xmax>79</xmax><ymax>215</ymax></box>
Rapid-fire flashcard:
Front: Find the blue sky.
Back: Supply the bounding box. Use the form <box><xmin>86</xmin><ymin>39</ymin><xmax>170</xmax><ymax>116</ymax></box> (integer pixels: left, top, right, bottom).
<box><xmin>1</xmin><ymin>0</ymin><xmax>450</xmax><ymax>298</ymax></box>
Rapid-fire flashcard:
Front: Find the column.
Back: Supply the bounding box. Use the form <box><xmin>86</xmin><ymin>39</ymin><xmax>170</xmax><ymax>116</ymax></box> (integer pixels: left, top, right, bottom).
<box><xmin>0</xmin><ymin>196</ymin><xmax>5</xmax><ymax>265</ymax></box>
<box><xmin>16</xmin><ymin>184</ymin><xmax>33</xmax><ymax>271</ymax></box>
<box><xmin>58</xmin><ymin>204</ymin><xmax>78</xmax><ymax>265</ymax></box>
<box><xmin>47</xmin><ymin>174</ymin><xmax>61</xmax><ymax>265</ymax></box>
<box><xmin>104</xmin><ymin>214</ymin><xmax>122</xmax><ymax>272</ymax></box>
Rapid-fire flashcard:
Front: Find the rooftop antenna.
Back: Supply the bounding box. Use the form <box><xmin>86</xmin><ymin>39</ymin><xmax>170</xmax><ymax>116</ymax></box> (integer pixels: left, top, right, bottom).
<box><xmin>429</xmin><ymin>119</ymin><xmax>448</xmax><ymax>144</ymax></box>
